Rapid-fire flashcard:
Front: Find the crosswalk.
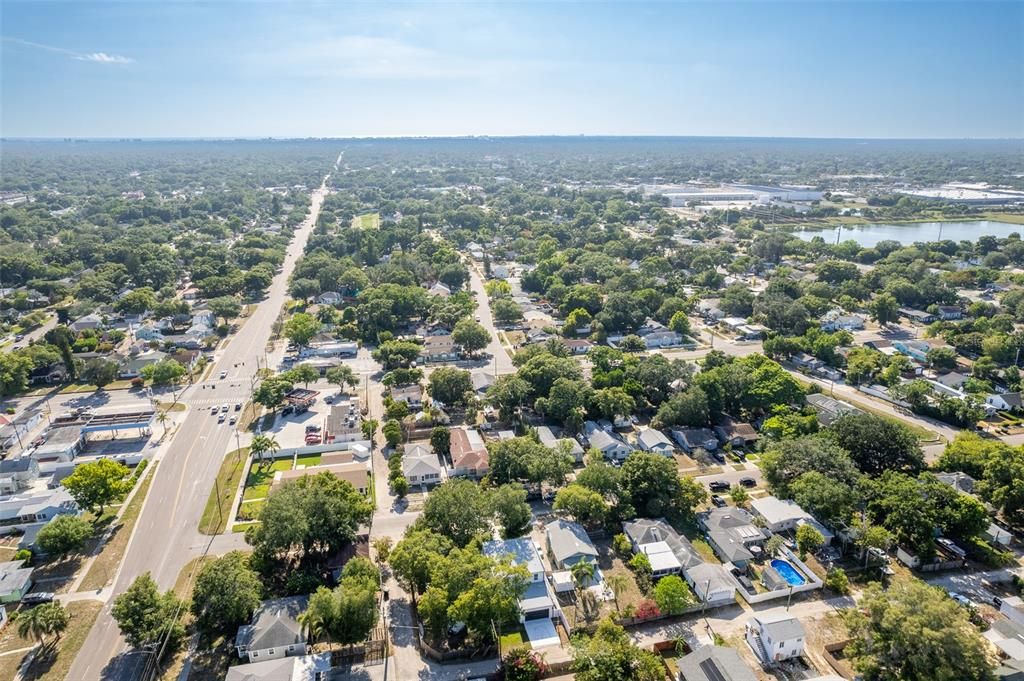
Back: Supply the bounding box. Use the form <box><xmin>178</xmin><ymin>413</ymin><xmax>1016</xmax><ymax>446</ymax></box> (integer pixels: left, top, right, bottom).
<box><xmin>184</xmin><ymin>396</ymin><xmax>247</xmax><ymax>407</ymax></box>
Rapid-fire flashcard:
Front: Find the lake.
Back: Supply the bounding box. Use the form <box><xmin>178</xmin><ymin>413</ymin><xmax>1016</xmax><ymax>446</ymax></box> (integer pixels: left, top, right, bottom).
<box><xmin>791</xmin><ymin>220</ymin><xmax>1021</xmax><ymax>247</ymax></box>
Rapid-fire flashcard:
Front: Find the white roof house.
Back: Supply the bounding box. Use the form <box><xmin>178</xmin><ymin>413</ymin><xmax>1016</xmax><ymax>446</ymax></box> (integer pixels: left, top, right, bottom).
<box><xmin>483</xmin><ymin>538</ymin><xmax>558</xmax><ymax>622</ymax></box>
<box><xmin>684</xmin><ymin>562</ymin><xmax>736</xmax><ymax>605</ymax></box>
<box><xmin>640</xmin><ymin>540</ymin><xmax>682</xmax><ymax>577</ymax></box>
<box><xmin>749</xmin><ymin>496</ymin><xmax>834</xmax><ymax>543</ymax></box>
<box><xmin>636</xmin><ymin>428</ymin><xmax>674</xmax><ymax>456</ymax></box>
<box><xmin>225</xmin><ymin>652</ymin><xmax>332</xmax><ymax>681</ymax></box>
<box><xmin>586</xmin><ymin>428</ymin><xmax>632</xmax><ymax>462</ymax></box>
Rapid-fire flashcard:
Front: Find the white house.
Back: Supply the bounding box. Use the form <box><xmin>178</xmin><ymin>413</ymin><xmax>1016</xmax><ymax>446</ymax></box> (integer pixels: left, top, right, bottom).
<box><xmin>316</xmin><ymin>292</ymin><xmax>343</xmax><ymax>306</ymax></box>
<box><xmin>390</xmin><ymin>384</ymin><xmax>424</xmax><ymax>409</ymax></box>
<box><xmin>684</xmin><ymin>562</ymin><xmax>737</xmax><ymax>605</ymax></box>
<box><xmin>636</xmin><ymin>428</ymin><xmax>674</xmax><ymax>456</ymax></box>
<box><xmin>402</xmin><ymin>444</ymin><xmax>443</xmax><ymax>487</ymax></box>
<box><xmin>235</xmin><ymin>596</ymin><xmax>309</xmax><ymax>663</ymax></box>
<box><xmin>987</xmin><ymin>392</ymin><xmax>1024</xmax><ymax>412</ymax></box>
<box><xmin>546</xmin><ymin>519</ymin><xmax>599</xmax><ymax>572</ymax></box>
<box><xmin>584</xmin><ymin>422</ymin><xmax>632</xmax><ymax>461</ymax></box>
<box><xmin>428</xmin><ymin>282</ymin><xmax>452</xmax><ymax>297</ymax></box>
<box><xmin>746</xmin><ymin>612</ymin><xmax>806</xmax><ymax>664</ymax></box>
<box><xmin>819</xmin><ymin>310</ymin><xmax>865</xmax><ymax>332</ymax></box>
<box><xmin>0</xmin><ymin>559</ymin><xmax>34</xmax><ymax>604</ymax></box>
<box><xmin>748</xmin><ymin>496</ymin><xmax>834</xmax><ymax>544</ymax></box>
<box><xmin>225</xmin><ymin>653</ymin><xmax>332</xmax><ymax>681</ymax></box>
<box><xmin>482</xmin><ymin>538</ymin><xmax>559</xmax><ymax>622</ymax></box>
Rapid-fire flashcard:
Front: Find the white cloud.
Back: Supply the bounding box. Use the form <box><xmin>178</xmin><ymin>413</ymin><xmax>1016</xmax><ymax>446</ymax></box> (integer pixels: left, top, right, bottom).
<box><xmin>3</xmin><ymin>37</ymin><xmax>133</xmax><ymax>65</ymax></box>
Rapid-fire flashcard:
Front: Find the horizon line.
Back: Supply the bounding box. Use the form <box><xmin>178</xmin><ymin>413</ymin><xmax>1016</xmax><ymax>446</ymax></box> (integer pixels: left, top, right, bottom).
<box><xmin>2</xmin><ymin>134</ymin><xmax>1022</xmax><ymax>143</ymax></box>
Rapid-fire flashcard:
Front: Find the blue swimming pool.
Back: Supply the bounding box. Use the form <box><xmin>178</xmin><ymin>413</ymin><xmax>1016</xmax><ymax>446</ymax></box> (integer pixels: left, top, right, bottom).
<box><xmin>770</xmin><ymin>559</ymin><xmax>806</xmax><ymax>586</ymax></box>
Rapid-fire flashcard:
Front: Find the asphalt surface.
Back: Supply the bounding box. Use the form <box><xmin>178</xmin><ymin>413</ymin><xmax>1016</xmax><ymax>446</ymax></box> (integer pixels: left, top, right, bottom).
<box><xmin>65</xmin><ymin>157</ymin><xmax>339</xmax><ymax>681</ymax></box>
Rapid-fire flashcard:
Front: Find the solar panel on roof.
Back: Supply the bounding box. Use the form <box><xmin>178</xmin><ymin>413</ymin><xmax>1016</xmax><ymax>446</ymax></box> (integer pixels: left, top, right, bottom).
<box><xmin>698</xmin><ymin>658</ymin><xmax>728</xmax><ymax>681</ymax></box>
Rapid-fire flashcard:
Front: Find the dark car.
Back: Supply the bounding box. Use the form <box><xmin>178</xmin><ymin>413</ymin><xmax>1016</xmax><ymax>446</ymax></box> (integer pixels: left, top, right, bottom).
<box><xmin>710</xmin><ymin>494</ymin><xmax>727</xmax><ymax>508</ymax></box>
<box><xmin>739</xmin><ymin>477</ymin><xmax>756</xmax><ymax>488</ymax></box>
<box><xmin>22</xmin><ymin>592</ymin><xmax>55</xmax><ymax>605</ymax></box>
<box><xmin>708</xmin><ymin>480</ymin><xmax>730</xmax><ymax>492</ymax></box>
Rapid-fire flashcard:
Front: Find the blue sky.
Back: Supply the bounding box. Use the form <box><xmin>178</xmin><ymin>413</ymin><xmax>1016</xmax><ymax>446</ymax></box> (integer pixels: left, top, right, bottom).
<box><xmin>2</xmin><ymin>1</ymin><xmax>1021</xmax><ymax>138</ymax></box>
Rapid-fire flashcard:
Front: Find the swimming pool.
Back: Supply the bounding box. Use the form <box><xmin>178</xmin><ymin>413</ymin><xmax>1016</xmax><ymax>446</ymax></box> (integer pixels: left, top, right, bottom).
<box><xmin>770</xmin><ymin>559</ymin><xmax>806</xmax><ymax>586</ymax></box>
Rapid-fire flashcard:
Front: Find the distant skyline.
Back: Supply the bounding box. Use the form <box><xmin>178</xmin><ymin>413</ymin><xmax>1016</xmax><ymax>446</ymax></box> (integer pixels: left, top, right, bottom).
<box><xmin>2</xmin><ymin>1</ymin><xmax>1022</xmax><ymax>139</ymax></box>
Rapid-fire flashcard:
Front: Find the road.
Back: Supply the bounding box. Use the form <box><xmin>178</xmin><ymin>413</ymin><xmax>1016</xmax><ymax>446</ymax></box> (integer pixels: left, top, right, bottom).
<box><xmin>465</xmin><ymin>263</ymin><xmax>516</xmax><ymax>376</ymax></box>
<box><xmin>66</xmin><ymin>154</ymin><xmax>341</xmax><ymax>681</ymax></box>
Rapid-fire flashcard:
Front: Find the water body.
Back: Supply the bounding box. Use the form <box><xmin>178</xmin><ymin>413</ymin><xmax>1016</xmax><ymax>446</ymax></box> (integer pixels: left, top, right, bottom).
<box><xmin>791</xmin><ymin>220</ymin><xmax>1021</xmax><ymax>247</ymax></box>
<box><xmin>770</xmin><ymin>559</ymin><xmax>807</xmax><ymax>586</ymax></box>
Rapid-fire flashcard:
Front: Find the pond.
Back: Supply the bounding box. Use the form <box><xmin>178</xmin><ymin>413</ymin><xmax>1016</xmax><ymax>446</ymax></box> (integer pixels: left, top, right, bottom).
<box><xmin>791</xmin><ymin>220</ymin><xmax>1021</xmax><ymax>247</ymax></box>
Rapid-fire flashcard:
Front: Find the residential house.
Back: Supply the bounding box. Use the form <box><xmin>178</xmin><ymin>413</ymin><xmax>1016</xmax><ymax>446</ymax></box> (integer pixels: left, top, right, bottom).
<box><xmin>984</xmin><ymin>618</ymin><xmax>1024</xmax><ymax>662</ymax></box>
<box><xmin>714</xmin><ymin>418</ymin><xmax>759</xmax><ymax>449</ymax></box>
<box><xmin>985</xmin><ymin>523</ymin><xmax>1015</xmax><ymax>547</ymax></box>
<box><xmin>316</xmin><ymin>292</ymin><xmax>343</xmax><ymax>306</ymax></box>
<box><xmin>937</xmin><ymin>305</ymin><xmax>963</xmax><ymax>320</ymax></box>
<box><xmin>685</xmin><ymin>562</ymin><xmax>737</xmax><ymax>605</ymax></box>
<box><xmin>700</xmin><ymin>507</ymin><xmax>765</xmax><ymax>567</ymax></box>
<box><xmin>562</xmin><ymin>338</ymin><xmax>593</xmax><ymax>355</ymax></box>
<box><xmin>1001</xmin><ymin>596</ymin><xmax>1024</xmax><ymax>628</ymax></box>
<box><xmin>536</xmin><ymin>426</ymin><xmax>584</xmax><ymax>463</ymax></box>
<box><xmin>482</xmin><ymin>538</ymin><xmax>558</xmax><ymax>622</ymax></box>
<box><xmin>29</xmin><ymin>363</ymin><xmax>68</xmax><ymax>385</ymax></box>
<box><xmin>133</xmin><ymin>322</ymin><xmax>164</xmax><ymax>342</ymax></box>
<box><xmin>698</xmin><ymin>299</ymin><xmax>726</xmax><ymax>322</ymax></box>
<box><xmin>449</xmin><ymin>427</ymin><xmax>489</xmax><ymax>479</ymax></box>
<box><xmin>0</xmin><ymin>410</ymin><xmax>42</xmax><ymax>451</ymax></box>
<box><xmin>791</xmin><ymin>352</ymin><xmax>825</xmax><ymax>373</ymax></box>
<box><xmin>69</xmin><ymin>313</ymin><xmax>103</xmax><ymax>332</ymax></box>
<box><xmin>0</xmin><ymin>487</ymin><xmax>79</xmax><ymax>531</ymax></box>
<box><xmin>636</xmin><ymin>428</ymin><xmax>675</xmax><ymax>456</ymax></box>
<box><xmin>235</xmin><ymin>596</ymin><xmax>310</xmax><ymax>663</ymax></box>
<box><xmin>677</xmin><ymin>645</ymin><xmax>758</xmax><ymax>681</ymax></box>
<box><xmin>271</xmin><ymin>462</ymin><xmax>369</xmax><ymax>496</ymax></box>
<box><xmin>428</xmin><ymin>282</ymin><xmax>452</xmax><ymax>297</ymax></box>
<box><xmin>419</xmin><ymin>335</ymin><xmax>460</xmax><ymax>363</ymax></box>
<box><xmin>637</xmin><ymin>540</ymin><xmax>683</xmax><ymax>577</ymax></box>
<box><xmin>0</xmin><ymin>560</ymin><xmax>34</xmax><ymax>604</ymax></box>
<box><xmin>900</xmin><ymin>308</ymin><xmax>937</xmax><ymax>325</ymax></box>
<box><xmin>622</xmin><ymin>518</ymin><xmax>704</xmax><ymax>573</ymax></box>
<box><xmin>745</xmin><ymin>612</ymin><xmax>806</xmax><ymax>664</ymax></box>
<box><xmin>0</xmin><ymin>458</ymin><xmax>39</xmax><ymax>495</ymax></box>
<box><xmin>805</xmin><ymin>393</ymin><xmax>863</xmax><ymax>426</ymax></box>
<box><xmin>491</xmin><ymin>265</ymin><xmax>510</xmax><ymax>279</ymax></box>
<box><xmin>893</xmin><ymin>339</ymin><xmax>934</xmax><ymax>363</ymax></box>
<box><xmin>225</xmin><ymin>653</ymin><xmax>332</xmax><ymax>681</ymax></box>
<box><xmin>583</xmin><ymin>421</ymin><xmax>632</xmax><ymax>461</ymax></box>
<box><xmin>119</xmin><ymin>349</ymin><xmax>168</xmax><ymax>379</ymax></box>
<box><xmin>30</xmin><ymin>426</ymin><xmax>85</xmax><ymax>465</ymax></box>
<box><xmin>935</xmin><ymin>471</ymin><xmax>977</xmax><ymax>495</ymax></box>
<box><xmin>671</xmin><ymin>428</ymin><xmax>719</xmax><ymax>454</ymax></box>
<box><xmin>988</xmin><ymin>393</ymin><xmax>1024</xmax><ymax>412</ymax></box>
<box><xmin>471</xmin><ymin>372</ymin><xmax>495</xmax><ymax>394</ymax></box>
<box><xmin>390</xmin><ymin>384</ymin><xmax>424</xmax><ymax>410</ymax></box>
<box><xmin>402</xmin><ymin>444</ymin><xmax>443</xmax><ymax>487</ymax></box>
<box><xmin>819</xmin><ymin>310</ymin><xmax>865</xmax><ymax>332</ymax></box>
<box><xmin>170</xmin><ymin>349</ymin><xmax>202</xmax><ymax>374</ymax></box>
<box><xmin>749</xmin><ymin>496</ymin><xmax>834</xmax><ymax>544</ymax></box>
<box><xmin>546</xmin><ymin>519</ymin><xmax>599</xmax><ymax>571</ymax></box>
<box><xmin>935</xmin><ymin>371</ymin><xmax>968</xmax><ymax>392</ymax></box>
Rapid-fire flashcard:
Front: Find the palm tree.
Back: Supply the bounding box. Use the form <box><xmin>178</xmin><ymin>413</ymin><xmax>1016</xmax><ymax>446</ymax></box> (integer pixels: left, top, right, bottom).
<box><xmin>39</xmin><ymin>602</ymin><xmax>69</xmax><ymax>645</ymax></box>
<box><xmin>570</xmin><ymin>560</ymin><xmax>595</xmax><ymax>590</ymax></box>
<box><xmin>606</xmin><ymin>573</ymin><xmax>629</xmax><ymax>613</ymax></box>
<box><xmin>250</xmin><ymin>434</ymin><xmax>280</xmax><ymax>468</ymax></box>
<box><xmin>156</xmin><ymin>410</ymin><xmax>169</xmax><ymax>438</ymax></box>
<box><xmin>299</xmin><ymin>589</ymin><xmax>335</xmax><ymax>647</ymax></box>
<box><xmin>18</xmin><ymin>605</ymin><xmax>48</xmax><ymax>647</ymax></box>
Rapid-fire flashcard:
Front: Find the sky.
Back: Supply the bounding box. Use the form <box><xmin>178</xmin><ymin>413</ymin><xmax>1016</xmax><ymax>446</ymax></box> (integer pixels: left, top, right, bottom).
<box><xmin>2</xmin><ymin>1</ymin><xmax>1022</xmax><ymax>139</ymax></box>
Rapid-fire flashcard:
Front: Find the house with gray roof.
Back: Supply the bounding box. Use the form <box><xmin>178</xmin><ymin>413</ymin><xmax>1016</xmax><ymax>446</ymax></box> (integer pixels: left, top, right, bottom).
<box><xmin>685</xmin><ymin>562</ymin><xmax>737</xmax><ymax>605</ymax></box>
<box><xmin>235</xmin><ymin>596</ymin><xmax>309</xmax><ymax>663</ymax></box>
<box><xmin>636</xmin><ymin>428</ymin><xmax>674</xmax><ymax>456</ymax></box>
<box><xmin>678</xmin><ymin>645</ymin><xmax>758</xmax><ymax>681</ymax></box>
<box><xmin>546</xmin><ymin>519</ymin><xmax>598</xmax><ymax>570</ymax></box>
<box><xmin>622</xmin><ymin>518</ymin><xmax>703</xmax><ymax>571</ymax></box>
<box><xmin>746</xmin><ymin>612</ymin><xmax>806</xmax><ymax>664</ymax></box>
<box><xmin>671</xmin><ymin>428</ymin><xmax>719</xmax><ymax>453</ymax></box>
<box><xmin>536</xmin><ymin>426</ymin><xmax>585</xmax><ymax>463</ymax></box>
<box><xmin>483</xmin><ymin>538</ymin><xmax>559</xmax><ymax>622</ymax></box>
<box><xmin>583</xmin><ymin>422</ymin><xmax>632</xmax><ymax>461</ymax></box>
<box><xmin>225</xmin><ymin>652</ymin><xmax>332</xmax><ymax>681</ymax></box>
<box><xmin>700</xmin><ymin>507</ymin><xmax>765</xmax><ymax>566</ymax></box>
<box><xmin>0</xmin><ymin>560</ymin><xmax>33</xmax><ymax>604</ymax></box>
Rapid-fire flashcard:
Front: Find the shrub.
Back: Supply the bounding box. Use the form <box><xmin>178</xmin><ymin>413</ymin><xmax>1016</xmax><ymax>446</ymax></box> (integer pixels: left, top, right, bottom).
<box><xmin>634</xmin><ymin>599</ymin><xmax>661</xmax><ymax>620</ymax></box>
<box><xmin>502</xmin><ymin>646</ymin><xmax>548</xmax><ymax>681</ymax></box>
<box><xmin>613</xmin><ymin>533</ymin><xmax>632</xmax><ymax>555</ymax></box>
<box><xmin>825</xmin><ymin>567</ymin><xmax>850</xmax><ymax>595</ymax></box>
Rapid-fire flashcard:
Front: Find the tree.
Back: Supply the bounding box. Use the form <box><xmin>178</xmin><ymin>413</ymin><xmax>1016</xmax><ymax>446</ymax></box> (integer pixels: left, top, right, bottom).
<box><xmin>652</xmin><ymin>575</ymin><xmax>692</xmax><ymax>615</ymax></box>
<box><xmin>619</xmin><ymin>452</ymin><xmax>687</xmax><ymax>519</ymax></box>
<box><xmin>653</xmin><ymin>387</ymin><xmax>709</xmax><ymax>428</ymax></box>
<box><xmin>553</xmin><ymin>484</ymin><xmax>607</xmax><ymax>526</ymax></box>
<box><xmin>36</xmin><ymin>514</ymin><xmax>92</xmax><ymax>558</ymax></box>
<box><xmin>252</xmin><ymin>374</ymin><xmax>293</xmax><ymax>412</ymax></box>
<box><xmin>668</xmin><ymin>311</ymin><xmax>691</xmax><ymax>337</ymax></box>
<box><xmin>729</xmin><ymin>484</ymin><xmax>750</xmax><ymax>505</ymax></box>
<box><xmin>325</xmin><ymin>365</ymin><xmax>359</xmax><ymax>393</ymax></box>
<box><xmin>571</xmin><ymin>560</ymin><xmax>596</xmax><ymax>592</ymax></box>
<box><xmin>249</xmin><ymin>434</ymin><xmax>280</xmax><ymax>468</ymax></box>
<box><xmin>448</xmin><ymin>562</ymin><xmax>529</xmax><ymax>641</ymax></box>
<box><xmin>606</xmin><ymin>573</ymin><xmax>630</xmax><ymax>613</ymax></box>
<box><xmin>760</xmin><ymin>434</ymin><xmax>861</xmax><ymax>497</ymax></box>
<box><xmin>140</xmin><ymin>359</ymin><xmax>186</xmax><ymax>385</ymax></box>
<box><xmin>764</xmin><ymin>534</ymin><xmax>785</xmax><ymax>558</ymax></box>
<box><xmin>979</xmin><ymin>449</ymin><xmax>1024</xmax><ymax>524</ymax></box>
<box><xmin>492</xmin><ymin>484</ymin><xmax>532</xmax><ymax>538</ymax></box>
<box><xmin>503</xmin><ymin>647</ymin><xmax>548</xmax><ymax>681</ymax></box>
<box><xmin>62</xmin><ymin>459</ymin><xmax>130</xmax><ymax>513</ymax></box>
<box><xmin>82</xmin><ymin>358</ymin><xmax>120</xmax><ymax>388</ymax></box>
<box><xmin>572</xmin><ymin>618</ymin><xmax>664</xmax><ymax>681</ymax></box>
<box><xmin>789</xmin><ymin>471</ymin><xmax>856</xmax><ymax>524</ymax></box>
<box><xmin>112</xmin><ymin>572</ymin><xmax>186</xmax><ymax>651</ymax></box>
<box><xmin>430</xmin><ymin>427</ymin><xmax>450</xmax><ymax>456</ymax></box>
<box><xmin>18</xmin><ymin>601</ymin><xmax>69</xmax><ymax>648</ymax></box>
<box><xmin>796</xmin><ymin>524</ymin><xmax>825</xmax><ymax>560</ymax></box>
<box><xmin>372</xmin><ymin>340</ymin><xmax>422</xmax><ymax>369</ymax></box>
<box><xmin>390</xmin><ymin>529</ymin><xmax>453</xmax><ymax>596</ymax></box>
<box><xmin>868</xmin><ymin>293</ymin><xmax>900</xmax><ymax>326</ymax></box>
<box><xmin>287</xmin><ymin>363</ymin><xmax>319</xmax><ymax>387</ymax></box>
<box><xmin>829</xmin><ymin>413</ymin><xmax>924</xmax><ymax>475</ymax></box>
<box><xmin>535</xmin><ymin>378</ymin><xmax>592</xmax><ymax>430</ymax></box>
<box><xmin>841</xmin><ymin>581</ymin><xmax>994</xmax><ymax>681</ymax></box>
<box><xmin>452</xmin><ymin>318</ymin><xmax>491</xmax><ymax>356</ymax></box>
<box><xmin>361</xmin><ymin>418</ymin><xmax>378</xmax><ymax>441</ymax></box>
<box><xmin>825</xmin><ymin>567</ymin><xmax>850</xmax><ymax>595</ymax></box>
<box><xmin>419</xmin><ymin>479</ymin><xmax>493</xmax><ymax>547</ymax></box>
<box><xmin>516</xmin><ymin>352</ymin><xmax>583</xmax><ymax>399</ymax></box>
<box><xmin>382</xmin><ymin>419</ymin><xmax>402</xmax><ymax>447</ymax></box>
<box><xmin>492</xmin><ymin>298</ymin><xmax>524</xmax><ymax>324</ymax></box>
<box><xmin>485</xmin><ymin>375</ymin><xmax>531</xmax><ymax>422</ymax></box>
<box><xmin>926</xmin><ymin>346</ymin><xmax>958</xmax><ymax>371</ymax></box>
<box><xmin>417</xmin><ymin>585</ymin><xmax>450</xmax><ymax>640</ymax></box>
<box><xmin>590</xmin><ymin>387</ymin><xmax>636</xmax><ymax>422</ymax></box>
<box><xmin>190</xmin><ymin>551</ymin><xmax>262</xmax><ymax>633</ymax></box>
<box><xmin>372</xmin><ymin>536</ymin><xmax>393</xmax><ymax>564</ymax></box>
<box><xmin>332</xmin><ymin>575</ymin><xmax>380</xmax><ymax>644</ymax></box>
<box><xmin>299</xmin><ymin>587</ymin><xmax>335</xmax><ymax>645</ymax></box>
<box><xmin>282</xmin><ymin>312</ymin><xmax>321</xmax><ymax>346</ymax></box>
<box><xmin>207</xmin><ymin>296</ymin><xmax>242</xmax><ymax>326</ymax></box>
<box><xmin>245</xmin><ymin>471</ymin><xmax>373</xmax><ymax>564</ymax></box>
<box><xmin>428</xmin><ymin>367</ymin><xmax>473</xmax><ymax>406</ymax></box>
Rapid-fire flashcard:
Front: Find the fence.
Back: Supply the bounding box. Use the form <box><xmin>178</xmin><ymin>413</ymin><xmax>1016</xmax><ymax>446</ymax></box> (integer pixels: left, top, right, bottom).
<box><xmin>736</xmin><ymin>547</ymin><xmax>823</xmax><ymax>605</ymax></box>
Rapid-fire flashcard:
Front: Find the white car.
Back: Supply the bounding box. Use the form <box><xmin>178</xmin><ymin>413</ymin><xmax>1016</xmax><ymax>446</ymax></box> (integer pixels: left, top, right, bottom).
<box><xmin>221</xmin><ymin>404</ymin><xmax>229</xmax><ymax>413</ymax></box>
<box><xmin>948</xmin><ymin>591</ymin><xmax>974</xmax><ymax>607</ymax></box>
<box><xmin>219</xmin><ymin>370</ymin><xmax>228</xmax><ymax>379</ymax></box>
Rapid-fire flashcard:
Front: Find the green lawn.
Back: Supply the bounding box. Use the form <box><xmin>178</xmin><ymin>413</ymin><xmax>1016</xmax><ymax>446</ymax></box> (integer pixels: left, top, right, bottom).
<box><xmin>499</xmin><ymin>630</ymin><xmax>524</xmax><ymax>650</ymax></box>
<box><xmin>237</xmin><ymin>500</ymin><xmax>265</xmax><ymax>522</ymax></box>
<box><xmin>232</xmin><ymin>522</ymin><xmax>258</xmax><ymax>534</ymax></box>
<box><xmin>242</xmin><ymin>459</ymin><xmax>292</xmax><ymax>500</ymax></box>
<box><xmin>356</xmin><ymin>212</ymin><xmax>381</xmax><ymax>230</ymax></box>
<box><xmin>294</xmin><ymin>453</ymin><xmax>321</xmax><ymax>468</ymax></box>
<box><xmin>199</xmin><ymin>448</ymin><xmax>249</xmax><ymax>535</ymax></box>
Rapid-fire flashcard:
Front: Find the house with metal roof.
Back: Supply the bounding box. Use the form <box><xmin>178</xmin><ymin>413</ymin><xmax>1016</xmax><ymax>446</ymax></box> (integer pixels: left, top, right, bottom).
<box><xmin>235</xmin><ymin>596</ymin><xmax>310</xmax><ymax>663</ymax></box>
<box><xmin>636</xmin><ymin>428</ymin><xmax>674</xmax><ymax>456</ymax></box>
<box><xmin>546</xmin><ymin>519</ymin><xmax>598</xmax><ymax>570</ymax></box>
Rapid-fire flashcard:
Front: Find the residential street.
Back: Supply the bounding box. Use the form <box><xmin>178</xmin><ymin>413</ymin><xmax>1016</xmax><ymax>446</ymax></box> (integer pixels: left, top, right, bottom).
<box><xmin>466</xmin><ymin>263</ymin><xmax>516</xmax><ymax>376</ymax></box>
<box><xmin>64</xmin><ymin>155</ymin><xmax>341</xmax><ymax>681</ymax></box>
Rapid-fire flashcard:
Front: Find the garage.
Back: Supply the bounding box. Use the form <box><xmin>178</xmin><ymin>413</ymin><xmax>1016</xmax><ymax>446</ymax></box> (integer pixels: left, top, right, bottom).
<box><xmin>524</xmin><ymin>608</ymin><xmax>550</xmax><ymax>621</ymax></box>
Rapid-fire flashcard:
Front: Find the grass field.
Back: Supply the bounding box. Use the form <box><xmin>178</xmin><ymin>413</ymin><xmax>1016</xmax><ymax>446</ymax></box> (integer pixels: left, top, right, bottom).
<box><xmin>294</xmin><ymin>453</ymin><xmax>321</xmax><ymax>467</ymax></box>
<box><xmin>355</xmin><ymin>212</ymin><xmax>381</xmax><ymax>230</ymax></box>
<box><xmin>199</xmin><ymin>448</ymin><xmax>249</xmax><ymax>535</ymax></box>
<box><xmin>78</xmin><ymin>463</ymin><xmax>156</xmax><ymax>592</ymax></box>
<box><xmin>241</xmin><ymin>459</ymin><xmax>291</xmax><ymax>501</ymax></box>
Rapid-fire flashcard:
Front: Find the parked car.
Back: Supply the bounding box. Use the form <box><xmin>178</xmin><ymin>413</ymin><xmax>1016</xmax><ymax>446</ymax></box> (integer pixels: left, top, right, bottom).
<box><xmin>229</xmin><ymin>416</ymin><xmax>237</xmax><ymax>425</ymax></box>
<box><xmin>948</xmin><ymin>591</ymin><xmax>974</xmax><ymax>608</ymax></box>
<box><xmin>218</xmin><ymin>414</ymin><xmax>226</xmax><ymax>423</ymax></box>
<box><xmin>708</xmin><ymin>480</ymin><xmax>730</xmax><ymax>492</ymax></box>
<box><xmin>210</xmin><ymin>406</ymin><xmax>219</xmax><ymax>415</ymax></box>
<box><xmin>234</xmin><ymin>403</ymin><xmax>242</xmax><ymax>411</ymax></box>
<box><xmin>21</xmin><ymin>592</ymin><xmax>54</xmax><ymax>605</ymax></box>
<box><xmin>219</xmin><ymin>370</ymin><xmax>228</xmax><ymax>379</ymax></box>
<box><xmin>739</xmin><ymin>477</ymin><xmax>756</xmax><ymax>488</ymax></box>
<box><xmin>221</xmin><ymin>404</ymin><xmax>229</xmax><ymax>413</ymax></box>
<box><xmin>305</xmin><ymin>424</ymin><xmax>321</xmax><ymax>433</ymax></box>
<box><xmin>710</xmin><ymin>494</ymin><xmax>727</xmax><ymax>508</ymax></box>
<box><xmin>993</xmin><ymin>596</ymin><xmax>1003</xmax><ymax>608</ymax></box>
